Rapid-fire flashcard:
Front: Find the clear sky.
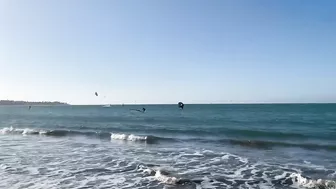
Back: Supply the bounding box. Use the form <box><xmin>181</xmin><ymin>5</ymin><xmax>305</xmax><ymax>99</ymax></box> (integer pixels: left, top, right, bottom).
<box><xmin>0</xmin><ymin>0</ymin><xmax>335</xmax><ymax>104</ymax></box>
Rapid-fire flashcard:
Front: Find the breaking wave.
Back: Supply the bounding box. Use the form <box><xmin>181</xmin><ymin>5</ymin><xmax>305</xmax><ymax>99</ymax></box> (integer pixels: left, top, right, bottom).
<box><xmin>1</xmin><ymin>127</ymin><xmax>336</xmax><ymax>151</ymax></box>
<box><xmin>0</xmin><ymin>127</ymin><xmax>171</xmax><ymax>144</ymax></box>
<box><xmin>290</xmin><ymin>173</ymin><xmax>336</xmax><ymax>189</ymax></box>
<box><xmin>110</xmin><ymin>133</ymin><xmax>163</xmax><ymax>143</ymax></box>
<box><xmin>136</xmin><ymin>163</ymin><xmax>336</xmax><ymax>189</ymax></box>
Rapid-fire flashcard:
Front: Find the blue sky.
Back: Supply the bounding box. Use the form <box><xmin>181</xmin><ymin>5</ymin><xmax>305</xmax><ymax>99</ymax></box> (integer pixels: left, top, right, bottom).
<box><xmin>0</xmin><ymin>0</ymin><xmax>335</xmax><ymax>104</ymax></box>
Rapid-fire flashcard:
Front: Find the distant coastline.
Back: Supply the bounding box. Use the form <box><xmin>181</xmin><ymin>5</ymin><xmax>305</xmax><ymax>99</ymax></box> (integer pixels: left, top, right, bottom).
<box><xmin>0</xmin><ymin>100</ymin><xmax>69</xmax><ymax>106</ymax></box>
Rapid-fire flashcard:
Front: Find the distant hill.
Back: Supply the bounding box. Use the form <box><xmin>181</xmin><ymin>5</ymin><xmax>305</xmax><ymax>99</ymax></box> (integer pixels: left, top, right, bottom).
<box><xmin>0</xmin><ymin>100</ymin><xmax>69</xmax><ymax>106</ymax></box>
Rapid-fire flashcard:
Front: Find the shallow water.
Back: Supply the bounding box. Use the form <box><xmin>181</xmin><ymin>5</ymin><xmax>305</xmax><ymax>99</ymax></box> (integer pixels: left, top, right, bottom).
<box><xmin>0</xmin><ymin>104</ymin><xmax>335</xmax><ymax>189</ymax></box>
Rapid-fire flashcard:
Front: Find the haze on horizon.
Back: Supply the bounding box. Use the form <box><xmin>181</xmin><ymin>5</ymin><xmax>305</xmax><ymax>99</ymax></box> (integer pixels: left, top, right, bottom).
<box><xmin>1</xmin><ymin>0</ymin><xmax>335</xmax><ymax>105</ymax></box>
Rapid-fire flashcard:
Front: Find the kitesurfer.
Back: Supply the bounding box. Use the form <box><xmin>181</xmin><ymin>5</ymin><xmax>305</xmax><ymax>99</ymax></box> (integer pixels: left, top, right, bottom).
<box><xmin>178</xmin><ymin>102</ymin><xmax>184</xmax><ymax>109</ymax></box>
<box><xmin>130</xmin><ymin>107</ymin><xmax>146</xmax><ymax>113</ymax></box>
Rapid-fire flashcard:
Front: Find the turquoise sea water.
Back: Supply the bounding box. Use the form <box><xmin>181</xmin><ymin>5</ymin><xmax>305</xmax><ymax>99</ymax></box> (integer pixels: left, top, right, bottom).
<box><xmin>0</xmin><ymin>104</ymin><xmax>335</xmax><ymax>189</ymax></box>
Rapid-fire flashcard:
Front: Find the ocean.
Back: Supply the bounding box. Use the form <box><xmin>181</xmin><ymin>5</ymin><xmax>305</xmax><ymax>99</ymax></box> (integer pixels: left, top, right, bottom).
<box><xmin>0</xmin><ymin>104</ymin><xmax>335</xmax><ymax>189</ymax></box>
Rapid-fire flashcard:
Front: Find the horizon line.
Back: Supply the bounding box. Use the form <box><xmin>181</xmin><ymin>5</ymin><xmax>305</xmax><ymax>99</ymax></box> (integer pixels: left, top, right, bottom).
<box><xmin>71</xmin><ymin>102</ymin><xmax>336</xmax><ymax>106</ymax></box>
<box><xmin>1</xmin><ymin>99</ymin><xmax>336</xmax><ymax>106</ymax></box>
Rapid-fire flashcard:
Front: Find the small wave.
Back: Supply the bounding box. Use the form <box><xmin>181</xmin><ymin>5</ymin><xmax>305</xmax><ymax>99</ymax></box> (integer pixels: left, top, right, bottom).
<box><xmin>1</xmin><ymin>127</ymin><xmax>42</xmax><ymax>135</ymax></box>
<box><xmin>111</xmin><ymin>133</ymin><xmax>148</xmax><ymax>141</ymax></box>
<box><xmin>138</xmin><ymin>165</ymin><xmax>199</xmax><ymax>186</ymax></box>
<box><xmin>290</xmin><ymin>173</ymin><xmax>336</xmax><ymax>189</ymax></box>
<box><xmin>110</xmin><ymin>133</ymin><xmax>175</xmax><ymax>144</ymax></box>
<box><xmin>154</xmin><ymin>169</ymin><xmax>179</xmax><ymax>185</ymax></box>
<box><xmin>226</xmin><ymin>128</ymin><xmax>310</xmax><ymax>139</ymax></box>
<box><xmin>1</xmin><ymin>127</ymin><xmax>335</xmax><ymax>151</ymax></box>
<box><xmin>138</xmin><ymin>165</ymin><xmax>336</xmax><ymax>189</ymax></box>
<box><xmin>0</xmin><ymin>127</ymin><xmax>109</xmax><ymax>138</ymax></box>
<box><xmin>219</xmin><ymin>139</ymin><xmax>336</xmax><ymax>151</ymax></box>
<box><xmin>0</xmin><ymin>127</ymin><xmax>175</xmax><ymax>144</ymax></box>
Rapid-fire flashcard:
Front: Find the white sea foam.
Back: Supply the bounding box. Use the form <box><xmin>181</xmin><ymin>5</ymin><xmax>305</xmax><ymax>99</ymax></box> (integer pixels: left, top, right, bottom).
<box><xmin>39</xmin><ymin>130</ymin><xmax>48</xmax><ymax>135</ymax></box>
<box><xmin>0</xmin><ymin>127</ymin><xmax>48</xmax><ymax>136</ymax></box>
<box><xmin>22</xmin><ymin>128</ymin><xmax>37</xmax><ymax>135</ymax></box>
<box><xmin>110</xmin><ymin>133</ymin><xmax>147</xmax><ymax>141</ymax></box>
<box><xmin>290</xmin><ymin>173</ymin><xmax>336</xmax><ymax>189</ymax></box>
<box><xmin>0</xmin><ymin>126</ymin><xmax>14</xmax><ymax>134</ymax></box>
<box><xmin>274</xmin><ymin>171</ymin><xmax>288</xmax><ymax>180</ymax></box>
<box><xmin>0</xmin><ymin>126</ymin><xmax>37</xmax><ymax>135</ymax></box>
<box><xmin>154</xmin><ymin>170</ymin><xmax>178</xmax><ymax>185</ymax></box>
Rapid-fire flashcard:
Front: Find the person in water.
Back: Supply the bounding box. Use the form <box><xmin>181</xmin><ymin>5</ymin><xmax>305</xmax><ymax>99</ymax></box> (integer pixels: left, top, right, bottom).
<box><xmin>178</xmin><ymin>102</ymin><xmax>184</xmax><ymax>109</ymax></box>
<box><xmin>130</xmin><ymin>107</ymin><xmax>146</xmax><ymax>113</ymax></box>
